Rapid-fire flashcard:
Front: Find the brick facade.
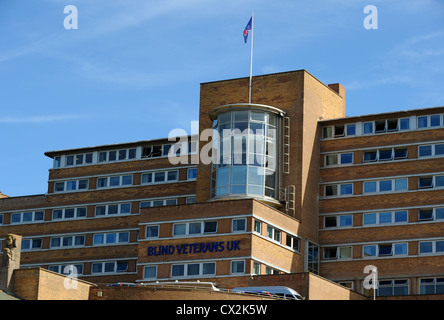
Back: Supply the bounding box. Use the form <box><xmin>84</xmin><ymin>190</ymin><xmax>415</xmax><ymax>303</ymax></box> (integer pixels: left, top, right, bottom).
<box><xmin>1</xmin><ymin>69</ymin><xmax>443</xmax><ymax>299</ymax></box>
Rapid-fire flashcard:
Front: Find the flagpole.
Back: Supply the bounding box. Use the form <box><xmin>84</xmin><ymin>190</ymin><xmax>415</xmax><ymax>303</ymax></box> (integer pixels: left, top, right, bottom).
<box><xmin>249</xmin><ymin>12</ymin><xmax>254</xmax><ymax>104</ymax></box>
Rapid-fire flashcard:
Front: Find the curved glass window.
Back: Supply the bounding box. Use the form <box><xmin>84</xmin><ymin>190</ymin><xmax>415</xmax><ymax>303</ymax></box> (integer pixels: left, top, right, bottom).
<box><xmin>211</xmin><ymin>108</ymin><xmax>279</xmax><ymax>201</ymax></box>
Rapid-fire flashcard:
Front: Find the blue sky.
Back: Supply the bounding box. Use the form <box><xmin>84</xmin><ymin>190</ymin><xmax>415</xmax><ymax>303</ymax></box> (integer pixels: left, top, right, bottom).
<box><xmin>1</xmin><ymin>0</ymin><xmax>443</xmax><ymax>197</ymax></box>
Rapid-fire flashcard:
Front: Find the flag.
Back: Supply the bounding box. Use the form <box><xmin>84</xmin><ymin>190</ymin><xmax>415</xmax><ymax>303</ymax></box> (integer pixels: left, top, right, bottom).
<box><xmin>243</xmin><ymin>17</ymin><xmax>252</xmax><ymax>43</ymax></box>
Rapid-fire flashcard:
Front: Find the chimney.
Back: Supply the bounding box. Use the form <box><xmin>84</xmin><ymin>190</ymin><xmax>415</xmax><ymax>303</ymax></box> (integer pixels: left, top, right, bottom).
<box><xmin>328</xmin><ymin>83</ymin><xmax>346</xmax><ymax>99</ymax></box>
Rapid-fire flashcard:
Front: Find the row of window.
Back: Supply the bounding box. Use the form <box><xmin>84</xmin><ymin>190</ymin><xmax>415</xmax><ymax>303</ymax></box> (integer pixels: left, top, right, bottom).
<box><xmin>322</xmin><ymin>113</ymin><xmax>444</xmax><ymax>139</ymax></box>
<box><xmin>323</xmin><ymin>239</ymin><xmax>444</xmax><ymax>260</ymax></box>
<box><xmin>146</xmin><ymin>218</ymin><xmax>245</xmax><ymax>239</ymax></box>
<box><xmin>1</xmin><ymin>197</ymin><xmax>193</xmax><ymax>225</ymax></box>
<box><xmin>324</xmin><ymin>174</ymin><xmax>444</xmax><ymax>197</ymax></box>
<box><xmin>53</xmin><ymin>142</ymin><xmax>198</xmax><ymax>168</ymax></box>
<box><xmin>21</xmin><ymin>231</ymin><xmax>132</xmax><ymax>251</ymax></box>
<box><xmin>52</xmin><ymin>168</ymin><xmax>197</xmax><ymax>193</ymax></box>
<box><xmin>254</xmin><ymin>219</ymin><xmax>301</xmax><ymax>252</ymax></box>
<box><xmin>324</xmin><ymin>143</ymin><xmax>444</xmax><ymax>167</ymax></box>
<box><xmin>346</xmin><ymin>277</ymin><xmax>444</xmax><ymax>297</ymax></box>
<box><xmin>143</xmin><ymin>260</ymin><xmax>246</xmax><ymax>280</ymax></box>
<box><xmin>324</xmin><ymin>207</ymin><xmax>444</xmax><ymax>229</ymax></box>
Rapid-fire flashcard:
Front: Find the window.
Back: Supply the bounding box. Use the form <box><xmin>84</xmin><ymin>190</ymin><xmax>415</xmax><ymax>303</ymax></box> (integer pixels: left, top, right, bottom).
<box><xmin>48</xmin><ymin>264</ymin><xmax>84</xmax><ymax>276</ymax></box>
<box><xmin>97</xmin><ymin>175</ymin><xmax>132</xmax><ymax>189</ymax></box>
<box><xmin>363</xmin><ymin>179</ymin><xmax>407</xmax><ymax>194</ymax></box>
<box><xmin>418</xmin><ymin>114</ymin><xmax>444</xmax><ymax>129</ymax></box>
<box><xmin>322</xmin><ymin>127</ymin><xmax>333</xmax><ymax>138</ymax></box>
<box><xmin>54</xmin><ymin>179</ymin><xmax>89</xmax><ymax>193</ymax></box>
<box><xmin>307</xmin><ymin>241</ymin><xmax>320</xmax><ymax>275</ymax></box>
<box><xmin>254</xmin><ymin>220</ymin><xmax>262</xmax><ymax>233</ymax></box>
<box><xmin>140</xmin><ymin>199</ymin><xmax>177</xmax><ymax>208</ymax></box>
<box><xmin>364</xmin><ymin>211</ymin><xmax>408</xmax><ymax>225</ymax></box>
<box><xmin>21</xmin><ymin>238</ymin><xmax>43</xmax><ymax>251</ymax></box>
<box><xmin>95</xmin><ymin>203</ymin><xmax>131</xmax><ymax>216</ymax></box>
<box><xmin>232</xmin><ymin>218</ymin><xmax>246</xmax><ymax>232</ymax></box>
<box><xmin>324</xmin><ymin>215</ymin><xmax>353</xmax><ymax>228</ymax></box>
<box><xmin>325</xmin><ymin>153</ymin><xmax>353</xmax><ymax>166</ymax></box>
<box><xmin>50</xmin><ymin>235</ymin><xmax>85</xmax><ymax>248</ymax></box>
<box><xmin>253</xmin><ymin>262</ymin><xmax>261</xmax><ymax>275</ymax></box>
<box><xmin>143</xmin><ymin>266</ymin><xmax>157</xmax><ymax>279</ymax></box>
<box><xmin>171</xmin><ymin>262</ymin><xmax>216</xmax><ymax>278</ymax></box>
<box><xmin>418</xmin><ymin>209</ymin><xmax>434</xmax><ymax>221</ymax></box>
<box><xmin>419</xmin><ymin>176</ymin><xmax>433</xmax><ymax>189</ymax></box>
<box><xmin>231</xmin><ymin>260</ymin><xmax>245</xmax><ymax>274</ymax></box>
<box><xmin>92</xmin><ymin>261</ymin><xmax>128</xmax><ymax>274</ymax></box>
<box><xmin>322</xmin><ymin>124</ymin><xmax>356</xmax><ymax>139</ymax></box>
<box><xmin>419</xmin><ymin>143</ymin><xmax>444</xmax><ymax>158</ymax></box>
<box><xmin>146</xmin><ymin>225</ymin><xmax>159</xmax><ymax>238</ymax></box>
<box><xmin>54</xmin><ymin>156</ymin><xmax>62</xmax><ymax>168</ymax></box>
<box><xmin>141</xmin><ymin>170</ymin><xmax>178</xmax><ymax>184</ymax></box>
<box><xmin>52</xmin><ymin>207</ymin><xmax>87</xmax><ymax>220</ymax></box>
<box><xmin>418</xmin><ymin>175</ymin><xmax>444</xmax><ymax>189</ymax></box>
<box><xmin>324</xmin><ymin>246</ymin><xmax>352</xmax><ymax>260</ymax></box>
<box><xmin>363</xmin><ymin>122</ymin><xmax>373</xmax><ymax>134</ymax></box>
<box><xmin>286</xmin><ymin>235</ymin><xmax>300</xmax><ymax>251</ymax></box>
<box><xmin>187</xmin><ymin>168</ymin><xmax>197</xmax><ymax>180</ymax></box>
<box><xmin>420</xmin><ymin>278</ymin><xmax>444</xmax><ymax>294</ymax></box>
<box><xmin>173</xmin><ymin>220</ymin><xmax>217</xmax><ymax>236</ymax></box>
<box><xmin>186</xmin><ymin>197</ymin><xmax>196</xmax><ymax>204</ymax></box>
<box><xmin>98</xmin><ymin>149</ymin><xmax>136</xmax><ymax>163</ymax></box>
<box><xmin>363</xmin><ymin>243</ymin><xmax>408</xmax><ymax>257</ymax></box>
<box><xmin>142</xmin><ymin>145</ymin><xmax>163</xmax><ymax>158</ymax></box>
<box><xmin>363</xmin><ymin>148</ymin><xmax>407</xmax><ymax>162</ymax></box>
<box><xmin>324</xmin><ymin>183</ymin><xmax>353</xmax><ymax>197</ymax></box>
<box><xmin>10</xmin><ymin>211</ymin><xmax>44</xmax><ymax>224</ymax></box>
<box><xmin>419</xmin><ymin>241</ymin><xmax>444</xmax><ymax>254</ymax></box>
<box><xmin>377</xmin><ymin>279</ymin><xmax>409</xmax><ymax>296</ymax></box>
<box><xmin>93</xmin><ymin>232</ymin><xmax>130</xmax><ymax>245</ymax></box>
<box><xmin>399</xmin><ymin>118</ymin><xmax>410</xmax><ymax>130</ymax></box>
<box><xmin>346</xmin><ymin>124</ymin><xmax>356</xmax><ymax>136</ymax></box>
<box><xmin>266</xmin><ymin>226</ymin><xmax>281</xmax><ymax>243</ymax></box>
<box><xmin>334</xmin><ymin>125</ymin><xmax>344</xmax><ymax>137</ymax></box>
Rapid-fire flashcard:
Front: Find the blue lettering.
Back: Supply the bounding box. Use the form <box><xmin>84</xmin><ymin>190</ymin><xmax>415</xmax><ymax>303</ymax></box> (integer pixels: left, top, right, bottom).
<box><xmin>148</xmin><ymin>241</ymin><xmax>240</xmax><ymax>256</ymax></box>
<box><xmin>227</xmin><ymin>240</ymin><xmax>241</xmax><ymax>251</ymax></box>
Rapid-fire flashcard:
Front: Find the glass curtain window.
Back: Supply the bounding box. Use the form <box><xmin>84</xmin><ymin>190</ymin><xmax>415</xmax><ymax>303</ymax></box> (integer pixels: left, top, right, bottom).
<box><xmin>211</xmin><ymin>109</ymin><xmax>279</xmax><ymax>201</ymax></box>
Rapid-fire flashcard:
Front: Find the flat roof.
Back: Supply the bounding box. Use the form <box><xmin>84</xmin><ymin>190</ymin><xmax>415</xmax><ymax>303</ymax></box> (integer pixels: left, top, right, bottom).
<box><xmin>319</xmin><ymin>105</ymin><xmax>444</xmax><ymax>124</ymax></box>
<box><xmin>44</xmin><ymin>134</ymin><xmax>197</xmax><ymax>158</ymax></box>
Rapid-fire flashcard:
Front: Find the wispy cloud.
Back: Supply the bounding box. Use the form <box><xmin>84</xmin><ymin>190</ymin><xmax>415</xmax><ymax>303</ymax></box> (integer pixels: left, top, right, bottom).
<box><xmin>0</xmin><ymin>114</ymin><xmax>87</xmax><ymax>124</ymax></box>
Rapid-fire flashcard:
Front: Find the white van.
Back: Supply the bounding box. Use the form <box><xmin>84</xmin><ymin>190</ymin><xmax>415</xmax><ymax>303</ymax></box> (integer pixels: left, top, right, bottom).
<box><xmin>231</xmin><ymin>286</ymin><xmax>303</xmax><ymax>300</ymax></box>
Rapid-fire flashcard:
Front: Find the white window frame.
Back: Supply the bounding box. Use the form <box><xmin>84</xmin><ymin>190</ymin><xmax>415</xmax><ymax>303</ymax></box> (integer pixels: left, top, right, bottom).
<box><xmin>230</xmin><ymin>260</ymin><xmax>245</xmax><ymax>275</ymax></box>
<box><xmin>91</xmin><ymin>261</ymin><xmax>129</xmax><ymax>274</ymax></box>
<box><xmin>10</xmin><ymin>211</ymin><xmax>44</xmax><ymax>224</ymax></box>
<box><xmin>50</xmin><ymin>235</ymin><xmax>85</xmax><ymax>248</ymax></box>
<box><xmin>93</xmin><ymin>232</ymin><xmax>130</xmax><ymax>246</ymax></box>
<box><xmin>172</xmin><ymin>220</ymin><xmax>218</xmax><ymax>237</ymax></box>
<box><xmin>232</xmin><ymin>218</ymin><xmax>247</xmax><ymax>232</ymax></box>
<box><xmin>143</xmin><ymin>265</ymin><xmax>158</xmax><ymax>280</ymax></box>
<box><xmin>145</xmin><ymin>225</ymin><xmax>159</xmax><ymax>239</ymax></box>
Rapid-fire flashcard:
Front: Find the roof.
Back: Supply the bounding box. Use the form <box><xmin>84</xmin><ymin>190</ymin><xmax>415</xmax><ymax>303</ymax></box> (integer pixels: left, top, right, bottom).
<box><xmin>0</xmin><ymin>290</ymin><xmax>20</xmax><ymax>300</ymax></box>
<box><xmin>0</xmin><ymin>192</ymin><xmax>8</xmax><ymax>199</ymax></box>
<box><xmin>44</xmin><ymin>134</ymin><xmax>197</xmax><ymax>159</ymax></box>
<box><xmin>319</xmin><ymin>105</ymin><xmax>444</xmax><ymax>125</ymax></box>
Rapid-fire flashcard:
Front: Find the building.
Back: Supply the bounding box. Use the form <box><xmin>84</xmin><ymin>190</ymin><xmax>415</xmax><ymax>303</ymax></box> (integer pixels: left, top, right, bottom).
<box><xmin>0</xmin><ymin>69</ymin><xmax>443</xmax><ymax>299</ymax></box>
